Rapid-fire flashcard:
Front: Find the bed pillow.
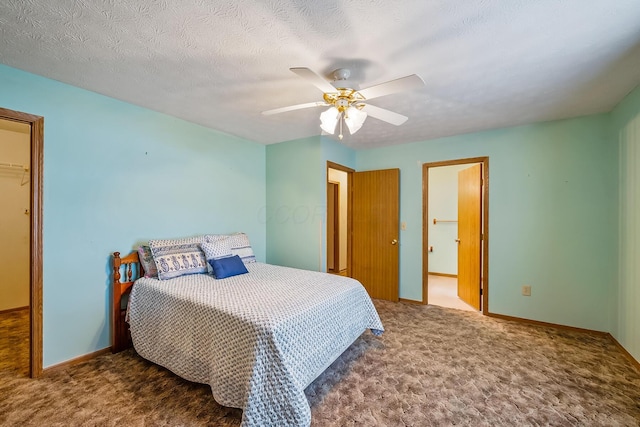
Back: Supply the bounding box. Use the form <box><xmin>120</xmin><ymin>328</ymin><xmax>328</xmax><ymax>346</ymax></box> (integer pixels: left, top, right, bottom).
<box><xmin>209</xmin><ymin>255</ymin><xmax>248</xmax><ymax>279</ymax></box>
<box><xmin>205</xmin><ymin>232</ymin><xmax>256</xmax><ymax>264</ymax></box>
<box><xmin>149</xmin><ymin>237</ymin><xmax>208</xmax><ymax>280</ymax></box>
<box><xmin>201</xmin><ymin>239</ymin><xmax>233</xmax><ymax>261</ymax></box>
<box><xmin>149</xmin><ymin>236</ymin><xmax>205</xmax><ymax>246</ymax></box>
<box><xmin>137</xmin><ymin>245</ymin><xmax>158</xmax><ymax>278</ymax></box>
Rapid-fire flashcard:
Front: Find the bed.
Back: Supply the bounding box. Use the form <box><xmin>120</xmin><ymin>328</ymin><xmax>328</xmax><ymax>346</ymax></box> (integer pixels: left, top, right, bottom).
<box><xmin>111</xmin><ymin>248</ymin><xmax>383</xmax><ymax>427</ymax></box>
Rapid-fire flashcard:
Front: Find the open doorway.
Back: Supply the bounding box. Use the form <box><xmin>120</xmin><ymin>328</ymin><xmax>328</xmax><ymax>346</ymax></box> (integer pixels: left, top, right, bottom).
<box><xmin>422</xmin><ymin>157</ymin><xmax>489</xmax><ymax>314</ymax></box>
<box><xmin>0</xmin><ymin>107</ymin><xmax>44</xmax><ymax>378</ymax></box>
<box><xmin>326</xmin><ymin>161</ymin><xmax>353</xmax><ymax>277</ymax></box>
<box><xmin>0</xmin><ymin>118</ymin><xmax>31</xmax><ymax>377</ymax></box>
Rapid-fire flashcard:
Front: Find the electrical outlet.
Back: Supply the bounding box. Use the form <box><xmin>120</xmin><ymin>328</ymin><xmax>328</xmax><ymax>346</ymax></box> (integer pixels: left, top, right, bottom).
<box><xmin>401</xmin><ymin>221</ymin><xmax>407</xmax><ymax>231</ymax></box>
<box><xmin>522</xmin><ymin>285</ymin><xmax>531</xmax><ymax>296</ymax></box>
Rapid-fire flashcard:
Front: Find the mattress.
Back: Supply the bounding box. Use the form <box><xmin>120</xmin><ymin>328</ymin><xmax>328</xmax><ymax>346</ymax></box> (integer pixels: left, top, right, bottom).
<box><xmin>128</xmin><ymin>262</ymin><xmax>384</xmax><ymax>427</ymax></box>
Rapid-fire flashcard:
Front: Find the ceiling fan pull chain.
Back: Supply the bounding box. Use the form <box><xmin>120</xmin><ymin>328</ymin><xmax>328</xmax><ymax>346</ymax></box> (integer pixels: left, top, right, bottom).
<box><xmin>338</xmin><ymin>114</ymin><xmax>344</xmax><ymax>140</ymax></box>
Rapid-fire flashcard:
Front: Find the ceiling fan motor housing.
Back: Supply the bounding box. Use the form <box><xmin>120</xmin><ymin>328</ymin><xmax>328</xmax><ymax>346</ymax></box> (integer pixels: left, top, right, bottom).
<box><xmin>332</xmin><ymin>68</ymin><xmax>350</xmax><ymax>80</ymax></box>
<box><xmin>330</xmin><ymin>68</ymin><xmax>361</xmax><ymax>92</ymax></box>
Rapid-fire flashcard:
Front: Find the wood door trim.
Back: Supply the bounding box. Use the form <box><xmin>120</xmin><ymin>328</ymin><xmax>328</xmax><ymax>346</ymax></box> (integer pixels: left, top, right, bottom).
<box><xmin>422</xmin><ymin>157</ymin><xmax>489</xmax><ymax>314</ymax></box>
<box><xmin>327</xmin><ymin>181</ymin><xmax>340</xmax><ymax>272</ymax></box>
<box><xmin>0</xmin><ymin>107</ymin><xmax>44</xmax><ymax>377</ymax></box>
<box><xmin>327</xmin><ymin>161</ymin><xmax>355</xmax><ymax>173</ymax></box>
<box><xmin>333</xmin><ymin>182</ymin><xmax>340</xmax><ymax>272</ymax></box>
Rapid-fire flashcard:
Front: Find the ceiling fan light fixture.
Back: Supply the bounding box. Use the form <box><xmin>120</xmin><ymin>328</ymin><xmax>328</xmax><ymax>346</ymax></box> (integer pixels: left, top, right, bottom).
<box><xmin>263</xmin><ymin>67</ymin><xmax>424</xmax><ymax>141</ymax></box>
<box><xmin>344</xmin><ymin>106</ymin><xmax>367</xmax><ymax>135</ymax></box>
<box><xmin>320</xmin><ymin>107</ymin><xmax>340</xmax><ymax>134</ymax></box>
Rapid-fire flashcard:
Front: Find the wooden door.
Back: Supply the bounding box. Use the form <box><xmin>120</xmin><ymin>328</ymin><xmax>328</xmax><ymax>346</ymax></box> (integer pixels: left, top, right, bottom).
<box><xmin>351</xmin><ymin>169</ymin><xmax>399</xmax><ymax>301</ymax></box>
<box><xmin>457</xmin><ymin>164</ymin><xmax>482</xmax><ymax>310</ymax></box>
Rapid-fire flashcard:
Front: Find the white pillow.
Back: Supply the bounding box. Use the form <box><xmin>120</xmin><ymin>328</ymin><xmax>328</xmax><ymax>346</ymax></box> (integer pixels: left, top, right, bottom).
<box><xmin>205</xmin><ymin>233</ymin><xmax>256</xmax><ymax>264</ymax></box>
<box><xmin>201</xmin><ymin>239</ymin><xmax>232</xmax><ymax>260</ymax></box>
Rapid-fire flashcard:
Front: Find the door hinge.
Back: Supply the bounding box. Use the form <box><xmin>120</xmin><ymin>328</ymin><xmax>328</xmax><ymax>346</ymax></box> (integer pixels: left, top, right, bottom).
<box><xmin>480</xmin><ymin>233</ymin><xmax>484</xmax><ymax>241</ymax></box>
<box><xmin>480</xmin><ymin>288</ymin><xmax>483</xmax><ymax>295</ymax></box>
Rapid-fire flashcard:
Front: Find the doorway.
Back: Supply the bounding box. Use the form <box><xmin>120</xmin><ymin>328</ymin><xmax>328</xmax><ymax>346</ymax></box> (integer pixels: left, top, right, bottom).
<box><xmin>327</xmin><ymin>161</ymin><xmax>401</xmax><ymax>302</ymax></box>
<box><xmin>0</xmin><ymin>107</ymin><xmax>44</xmax><ymax>378</ymax></box>
<box><xmin>422</xmin><ymin>157</ymin><xmax>489</xmax><ymax>314</ymax></box>
<box><xmin>326</xmin><ymin>162</ymin><xmax>352</xmax><ymax>276</ymax></box>
<box><xmin>0</xmin><ymin>118</ymin><xmax>31</xmax><ymax>377</ymax></box>
<box><xmin>327</xmin><ymin>181</ymin><xmax>340</xmax><ymax>273</ymax></box>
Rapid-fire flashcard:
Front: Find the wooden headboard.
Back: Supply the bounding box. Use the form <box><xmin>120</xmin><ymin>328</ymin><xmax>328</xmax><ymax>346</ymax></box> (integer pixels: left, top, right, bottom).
<box><xmin>112</xmin><ymin>251</ymin><xmax>143</xmax><ymax>353</ymax></box>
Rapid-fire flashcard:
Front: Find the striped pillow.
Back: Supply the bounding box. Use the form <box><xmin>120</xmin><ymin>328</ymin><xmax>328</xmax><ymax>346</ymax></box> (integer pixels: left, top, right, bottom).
<box><xmin>149</xmin><ymin>237</ymin><xmax>207</xmax><ymax>280</ymax></box>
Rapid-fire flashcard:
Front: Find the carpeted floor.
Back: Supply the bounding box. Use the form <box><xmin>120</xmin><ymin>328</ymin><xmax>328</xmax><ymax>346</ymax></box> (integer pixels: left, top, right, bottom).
<box><xmin>1</xmin><ymin>301</ymin><xmax>639</xmax><ymax>426</ymax></box>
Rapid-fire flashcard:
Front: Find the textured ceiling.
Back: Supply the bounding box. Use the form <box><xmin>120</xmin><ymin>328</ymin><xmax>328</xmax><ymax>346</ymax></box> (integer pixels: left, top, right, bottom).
<box><xmin>1</xmin><ymin>0</ymin><xmax>640</xmax><ymax>149</ymax></box>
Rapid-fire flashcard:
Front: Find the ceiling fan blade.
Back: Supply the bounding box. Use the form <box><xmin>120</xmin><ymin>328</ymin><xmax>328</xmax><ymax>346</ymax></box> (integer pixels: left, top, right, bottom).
<box><xmin>290</xmin><ymin>67</ymin><xmax>337</xmax><ymax>94</ymax></box>
<box><xmin>358</xmin><ymin>74</ymin><xmax>425</xmax><ymax>100</ymax></box>
<box><xmin>361</xmin><ymin>104</ymin><xmax>408</xmax><ymax>126</ymax></box>
<box><xmin>262</xmin><ymin>101</ymin><xmax>326</xmax><ymax>116</ymax></box>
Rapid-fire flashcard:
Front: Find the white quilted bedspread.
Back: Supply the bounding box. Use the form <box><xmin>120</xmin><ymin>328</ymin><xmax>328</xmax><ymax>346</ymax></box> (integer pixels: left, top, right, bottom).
<box><xmin>128</xmin><ymin>262</ymin><xmax>384</xmax><ymax>427</ymax></box>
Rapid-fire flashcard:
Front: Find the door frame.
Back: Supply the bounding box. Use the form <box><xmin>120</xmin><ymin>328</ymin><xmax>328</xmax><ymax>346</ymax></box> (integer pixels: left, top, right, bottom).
<box><xmin>0</xmin><ymin>107</ymin><xmax>44</xmax><ymax>377</ymax></box>
<box><xmin>422</xmin><ymin>157</ymin><xmax>489</xmax><ymax>314</ymax></box>
<box><xmin>327</xmin><ymin>181</ymin><xmax>340</xmax><ymax>272</ymax></box>
<box><xmin>327</xmin><ymin>161</ymin><xmax>354</xmax><ymax>277</ymax></box>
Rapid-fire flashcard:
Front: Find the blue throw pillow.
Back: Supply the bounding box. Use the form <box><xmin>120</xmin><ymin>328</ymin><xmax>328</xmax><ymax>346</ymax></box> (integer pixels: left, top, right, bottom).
<box><xmin>209</xmin><ymin>255</ymin><xmax>248</xmax><ymax>279</ymax></box>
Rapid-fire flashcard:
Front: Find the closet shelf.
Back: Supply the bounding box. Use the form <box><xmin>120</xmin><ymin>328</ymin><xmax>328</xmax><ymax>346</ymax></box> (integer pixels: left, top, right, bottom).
<box><xmin>0</xmin><ymin>161</ymin><xmax>30</xmax><ymax>186</ymax></box>
<box><xmin>0</xmin><ymin>161</ymin><xmax>29</xmax><ymax>171</ymax></box>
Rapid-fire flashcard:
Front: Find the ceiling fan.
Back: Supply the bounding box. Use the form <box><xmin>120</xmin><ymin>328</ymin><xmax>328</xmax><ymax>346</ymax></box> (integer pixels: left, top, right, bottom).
<box><xmin>262</xmin><ymin>67</ymin><xmax>425</xmax><ymax>139</ymax></box>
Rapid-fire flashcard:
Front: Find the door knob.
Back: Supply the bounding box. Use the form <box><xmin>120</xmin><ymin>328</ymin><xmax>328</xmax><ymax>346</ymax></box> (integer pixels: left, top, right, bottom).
<box><xmin>391</xmin><ymin>239</ymin><xmax>398</xmax><ymax>245</ymax></box>
<box><xmin>455</xmin><ymin>238</ymin><xmax>461</xmax><ymax>243</ymax></box>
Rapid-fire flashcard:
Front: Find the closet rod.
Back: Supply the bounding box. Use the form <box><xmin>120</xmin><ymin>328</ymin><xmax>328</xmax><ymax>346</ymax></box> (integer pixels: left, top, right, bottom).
<box><xmin>433</xmin><ymin>218</ymin><xmax>458</xmax><ymax>224</ymax></box>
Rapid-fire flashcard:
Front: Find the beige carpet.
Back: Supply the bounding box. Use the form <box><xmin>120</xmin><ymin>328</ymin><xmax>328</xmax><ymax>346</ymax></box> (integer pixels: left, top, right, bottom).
<box><xmin>1</xmin><ymin>300</ymin><xmax>639</xmax><ymax>426</ymax></box>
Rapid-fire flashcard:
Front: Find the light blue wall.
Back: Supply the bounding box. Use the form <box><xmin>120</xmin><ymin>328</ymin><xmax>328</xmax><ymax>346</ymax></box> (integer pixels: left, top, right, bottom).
<box><xmin>321</xmin><ymin>136</ymin><xmax>357</xmax><ymax>170</ymax></box>
<box><xmin>357</xmin><ymin>115</ymin><xmax>617</xmax><ymax>332</ymax></box>
<box><xmin>265</xmin><ymin>135</ymin><xmax>355</xmax><ymax>272</ymax></box>
<box><xmin>611</xmin><ymin>83</ymin><xmax>640</xmax><ymax>363</ymax></box>
<box><xmin>0</xmin><ymin>65</ymin><xmax>266</xmax><ymax>367</ymax></box>
<box><xmin>265</xmin><ymin>115</ymin><xmax>618</xmax><ymax>333</ymax></box>
<box><xmin>266</xmin><ymin>136</ymin><xmax>323</xmax><ymax>271</ymax></box>
<box><xmin>3</xmin><ymin>59</ymin><xmax>631</xmax><ymax>365</ymax></box>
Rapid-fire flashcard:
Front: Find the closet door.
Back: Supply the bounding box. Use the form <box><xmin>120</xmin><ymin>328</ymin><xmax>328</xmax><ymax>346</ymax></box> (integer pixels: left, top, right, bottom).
<box><xmin>457</xmin><ymin>164</ymin><xmax>482</xmax><ymax>310</ymax></box>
